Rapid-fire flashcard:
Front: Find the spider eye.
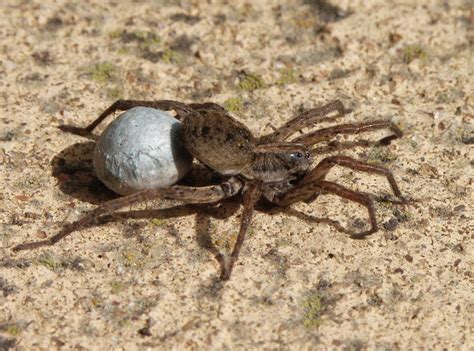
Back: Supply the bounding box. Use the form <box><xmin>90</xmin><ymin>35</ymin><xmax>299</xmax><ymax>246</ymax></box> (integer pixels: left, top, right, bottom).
<box><xmin>291</xmin><ymin>152</ymin><xmax>304</xmax><ymax>159</ymax></box>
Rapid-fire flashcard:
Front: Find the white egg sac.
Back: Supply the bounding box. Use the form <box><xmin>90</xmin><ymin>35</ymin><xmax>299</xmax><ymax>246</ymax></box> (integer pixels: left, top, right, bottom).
<box><xmin>93</xmin><ymin>107</ymin><xmax>193</xmax><ymax>195</ymax></box>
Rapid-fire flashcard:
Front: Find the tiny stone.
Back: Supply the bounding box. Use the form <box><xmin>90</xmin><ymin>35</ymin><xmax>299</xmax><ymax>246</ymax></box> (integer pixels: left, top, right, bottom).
<box><xmin>94</xmin><ymin>107</ymin><xmax>193</xmax><ymax>195</ymax></box>
<box><xmin>36</xmin><ymin>231</ymin><xmax>47</xmax><ymax>239</ymax></box>
<box><xmin>383</xmin><ymin>217</ymin><xmax>399</xmax><ymax>231</ymax></box>
<box><xmin>461</xmin><ymin>134</ymin><xmax>474</xmax><ymax>145</ymax></box>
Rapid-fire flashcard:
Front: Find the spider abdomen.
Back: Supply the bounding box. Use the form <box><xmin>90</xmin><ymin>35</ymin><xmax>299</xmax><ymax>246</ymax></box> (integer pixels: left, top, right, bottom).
<box><xmin>182</xmin><ymin>109</ymin><xmax>255</xmax><ymax>175</ymax></box>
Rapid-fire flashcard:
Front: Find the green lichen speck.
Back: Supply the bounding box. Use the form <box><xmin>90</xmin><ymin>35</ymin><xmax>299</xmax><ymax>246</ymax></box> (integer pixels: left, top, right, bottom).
<box><xmin>393</xmin><ymin>208</ymin><xmax>411</xmax><ymax>222</ymax></box>
<box><xmin>402</xmin><ymin>44</ymin><xmax>428</xmax><ymax>64</ymax></box>
<box><xmin>302</xmin><ymin>293</ymin><xmax>324</xmax><ymax>328</ymax></box>
<box><xmin>121</xmin><ymin>249</ymin><xmax>140</xmax><ymax>267</ymax></box>
<box><xmin>224</xmin><ymin>97</ymin><xmax>244</xmax><ymax>112</ymax></box>
<box><xmin>109</xmin><ymin>281</ymin><xmax>126</xmax><ymax>294</ymax></box>
<box><xmin>366</xmin><ymin>147</ymin><xmax>398</xmax><ymax>164</ymax></box>
<box><xmin>150</xmin><ymin>218</ymin><xmax>166</xmax><ymax>226</ymax></box>
<box><xmin>37</xmin><ymin>253</ymin><xmax>60</xmax><ymax>271</ymax></box>
<box><xmin>90</xmin><ymin>61</ymin><xmax>118</xmax><ymax>83</ymax></box>
<box><xmin>6</xmin><ymin>324</ymin><xmax>21</xmax><ymax>337</ymax></box>
<box><xmin>239</xmin><ymin>72</ymin><xmax>266</xmax><ymax>91</ymax></box>
<box><xmin>277</xmin><ymin>68</ymin><xmax>298</xmax><ymax>85</ymax></box>
<box><xmin>107</xmin><ymin>86</ymin><xmax>123</xmax><ymax>99</ymax></box>
<box><xmin>161</xmin><ymin>49</ymin><xmax>183</xmax><ymax>64</ymax></box>
<box><xmin>131</xmin><ymin>30</ymin><xmax>160</xmax><ymax>47</ymax></box>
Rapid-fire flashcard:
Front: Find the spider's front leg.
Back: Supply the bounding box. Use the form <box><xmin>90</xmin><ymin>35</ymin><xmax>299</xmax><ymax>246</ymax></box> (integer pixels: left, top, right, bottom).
<box><xmin>220</xmin><ymin>182</ymin><xmax>262</xmax><ymax>280</ymax></box>
<box><xmin>12</xmin><ymin>177</ymin><xmax>243</xmax><ymax>252</ymax></box>
<box><xmin>301</xmin><ymin>156</ymin><xmax>404</xmax><ymax>200</ymax></box>
<box><xmin>292</xmin><ymin>120</ymin><xmax>403</xmax><ymax>146</ymax></box>
<box><xmin>268</xmin><ymin>100</ymin><xmax>350</xmax><ymax>142</ymax></box>
<box><xmin>272</xmin><ymin>156</ymin><xmax>406</xmax><ymax>238</ymax></box>
<box><xmin>273</xmin><ymin>180</ymin><xmax>378</xmax><ymax>238</ymax></box>
<box><xmin>59</xmin><ymin>99</ymin><xmax>194</xmax><ymax>136</ymax></box>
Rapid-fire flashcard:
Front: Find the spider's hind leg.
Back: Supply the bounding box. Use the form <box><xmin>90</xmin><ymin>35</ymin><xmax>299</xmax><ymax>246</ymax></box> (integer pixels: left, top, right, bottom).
<box><xmin>59</xmin><ymin>99</ymin><xmax>193</xmax><ymax>136</ymax></box>
<box><xmin>220</xmin><ymin>182</ymin><xmax>262</xmax><ymax>280</ymax></box>
<box><xmin>12</xmin><ymin>177</ymin><xmax>243</xmax><ymax>252</ymax></box>
<box><xmin>188</xmin><ymin>102</ymin><xmax>226</xmax><ymax>112</ymax></box>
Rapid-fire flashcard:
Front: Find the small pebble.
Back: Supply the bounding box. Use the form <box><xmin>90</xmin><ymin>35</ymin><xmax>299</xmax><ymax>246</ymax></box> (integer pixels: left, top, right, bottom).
<box><xmin>383</xmin><ymin>217</ymin><xmax>399</xmax><ymax>231</ymax></box>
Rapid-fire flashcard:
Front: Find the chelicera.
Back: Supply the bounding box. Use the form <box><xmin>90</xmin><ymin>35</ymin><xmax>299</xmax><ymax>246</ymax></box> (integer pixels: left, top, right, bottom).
<box><xmin>13</xmin><ymin>99</ymin><xmax>406</xmax><ymax>280</ymax></box>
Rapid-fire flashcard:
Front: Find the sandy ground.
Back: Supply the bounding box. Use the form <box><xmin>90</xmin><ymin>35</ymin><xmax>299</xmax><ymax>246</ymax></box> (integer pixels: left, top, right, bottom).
<box><xmin>0</xmin><ymin>0</ymin><xmax>473</xmax><ymax>350</ymax></box>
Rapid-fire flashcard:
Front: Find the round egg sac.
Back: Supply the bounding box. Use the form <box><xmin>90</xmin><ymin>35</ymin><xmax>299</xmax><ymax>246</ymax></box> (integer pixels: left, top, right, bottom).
<box><xmin>93</xmin><ymin>107</ymin><xmax>193</xmax><ymax>195</ymax></box>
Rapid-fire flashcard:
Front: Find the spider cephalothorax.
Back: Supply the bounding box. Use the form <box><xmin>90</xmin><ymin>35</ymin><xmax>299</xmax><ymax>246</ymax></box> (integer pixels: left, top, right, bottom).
<box><xmin>13</xmin><ymin>99</ymin><xmax>406</xmax><ymax>280</ymax></box>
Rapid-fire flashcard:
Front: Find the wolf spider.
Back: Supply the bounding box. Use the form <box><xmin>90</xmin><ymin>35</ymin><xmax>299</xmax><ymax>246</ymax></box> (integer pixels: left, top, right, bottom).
<box><xmin>13</xmin><ymin>99</ymin><xmax>405</xmax><ymax>280</ymax></box>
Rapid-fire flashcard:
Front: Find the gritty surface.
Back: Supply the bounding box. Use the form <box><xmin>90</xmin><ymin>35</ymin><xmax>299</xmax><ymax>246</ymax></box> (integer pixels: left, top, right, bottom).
<box><xmin>0</xmin><ymin>1</ymin><xmax>473</xmax><ymax>350</ymax></box>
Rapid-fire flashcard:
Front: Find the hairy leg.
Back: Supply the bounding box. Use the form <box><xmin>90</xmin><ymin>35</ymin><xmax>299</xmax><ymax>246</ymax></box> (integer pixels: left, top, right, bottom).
<box><xmin>312</xmin><ymin>139</ymin><xmax>381</xmax><ymax>154</ymax></box>
<box><xmin>273</xmin><ymin>180</ymin><xmax>378</xmax><ymax>238</ymax></box>
<box><xmin>188</xmin><ymin>102</ymin><xmax>226</xmax><ymax>112</ymax></box>
<box><xmin>292</xmin><ymin>120</ymin><xmax>403</xmax><ymax>145</ymax></box>
<box><xmin>301</xmin><ymin>155</ymin><xmax>404</xmax><ymax>199</ymax></box>
<box><xmin>220</xmin><ymin>182</ymin><xmax>262</xmax><ymax>280</ymax></box>
<box><xmin>271</xmin><ymin>155</ymin><xmax>406</xmax><ymax>238</ymax></box>
<box><xmin>59</xmin><ymin>99</ymin><xmax>194</xmax><ymax>136</ymax></box>
<box><xmin>13</xmin><ymin>177</ymin><xmax>243</xmax><ymax>252</ymax></box>
<box><xmin>266</xmin><ymin>100</ymin><xmax>350</xmax><ymax>142</ymax></box>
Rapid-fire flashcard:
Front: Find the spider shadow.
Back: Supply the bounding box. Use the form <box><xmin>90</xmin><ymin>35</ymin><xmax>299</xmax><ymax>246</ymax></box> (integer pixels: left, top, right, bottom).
<box><xmin>72</xmin><ymin>192</ymin><xmax>350</xmax><ymax>288</ymax></box>
<box><xmin>88</xmin><ymin>197</ymin><xmax>243</xmax><ymax>282</ymax></box>
<box><xmin>257</xmin><ymin>200</ymin><xmax>351</xmax><ymax>235</ymax></box>
<box><xmin>48</xmin><ymin>130</ymin><xmax>238</xmax><ymax>278</ymax></box>
<box><xmin>50</xmin><ymin>138</ymin><xmax>221</xmax><ymax>205</ymax></box>
<box><xmin>51</xmin><ymin>141</ymin><xmax>119</xmax><ymax>204</ymax></box>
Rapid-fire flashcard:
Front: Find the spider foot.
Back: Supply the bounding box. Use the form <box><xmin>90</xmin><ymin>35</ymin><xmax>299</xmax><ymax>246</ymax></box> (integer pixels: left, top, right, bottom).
<box><xmin>219</xmin><ymin>256</ymin><xmax>236</xmax><ymax>281</ymax></box>
<box><xmin>350</xmin><ymin>230</ymin><xmax>376</xmax><ymax>240</ymax></box>
<box><xmin>12</xmin><ymin>238</ymin><xmax>52</xmax><ymax>252</ymax></box>
<box><xmin>377</xmin><ymin>134</ymin><xmax>399</xmax><ymax>146</ymax></box>
<box><xmin>390</xmin><ymin>195</ymin><xmax>415</xmax><ymax>207</ymax></box>
<box><xmin>397</xmin><ymin>196</ymin><xmax>411</xmax><ymax>205</ymax></box>
<box><xmin>219</xmin><ymin>264</ymin><xmax>232</xmax><ymax>280</ymax></box>
<box><xmin>342</xmin><ymin>107</ymin><xmax>354</xmax><ymax>115</ymax></box>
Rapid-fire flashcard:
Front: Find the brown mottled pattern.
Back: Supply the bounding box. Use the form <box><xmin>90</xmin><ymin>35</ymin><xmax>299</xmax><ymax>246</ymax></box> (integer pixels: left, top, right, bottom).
<box><xmin>182</xmin><ymin>108</ymin><xmax>255</xmax><ymax>175</ymax></box>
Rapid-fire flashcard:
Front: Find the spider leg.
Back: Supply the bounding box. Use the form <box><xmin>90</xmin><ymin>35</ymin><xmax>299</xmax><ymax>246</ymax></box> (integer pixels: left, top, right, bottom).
<box><xmin>292</xmin><ymin>120</ymin><xmax>403</xmax><ymax>146</ymax></box>
<box><xmin>12</xmin><ymin>177</ymin><xmax>243</xmax><ymax>252</ymax></box>
<box><xmin>272</xmin><ymin>155</ymin><xmax>405</xmax><ymax>238</ymax></box>
<box><xmin>300</xmin><ymin>156</ymin><xmax>404</xmax><ymax>200</ymax></box>
<box><xmin>273</xmin><ymin>180</ymin><xmax>378</xmax><ymax>239</ymax></box>
<box><xmin>187</xmin><ymin>102</ymin><xmax>226</xmax><ymax>112</ymax></box>
<box><xmin>273</xmin><ymin>180</ymin><xmax>377</xmax><ymax>238</ymax></box>
<box><xmin>312</xmin><ymin>140</ymin><xmax>379</xmax><ymax>154</ymax></box>
<box><xmin>268</xmin><ymin>100</ymin><xmax>350</xmax><ymax>142</ymax></box>
<box><xmin>220</xmin><ymin>182</ymin><xmax>262</xmax><ymax>280</ymax></box>
<box><xmin>59</xmin><ymin>99</ymin><xmax>194</xmax><ymax>136</ymax></box>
